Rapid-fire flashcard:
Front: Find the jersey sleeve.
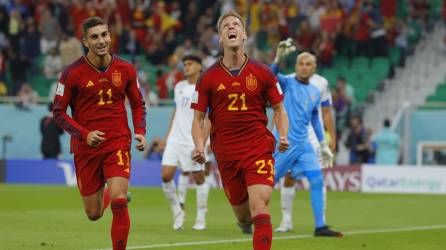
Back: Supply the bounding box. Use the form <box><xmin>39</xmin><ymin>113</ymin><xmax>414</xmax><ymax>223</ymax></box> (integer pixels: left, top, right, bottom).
<box><xmin>270</xmin><ymin>63</ymin><xmax>288</xmax><ymax>91</ymax></box>
<box><xmin>320</xmin><ymin>77</ymin><xmax>332</xmax><ymax>107</ymax></box>
<box><xmin>191</xmin><ymin>74</ymin><xmax>210</xmax><ymax>112</ymax></box>
<box><xmin>311</xmin><ymin>105</ymin><xmax>325</xmax><ymax>143</ymax></box>
<box><xmin>264</xmin><ymin>66</ymin><xmax>284</xmax><ymax>106</ymax></box>
<box><xmin>125</xmin><ymin>65</ymin><xmax>147</xmax><ymax>136</ymax></box>
<box><xmin>52</xmin><ymin>69</ymin><xmax>90</xmax><ymax>141</ymax></box>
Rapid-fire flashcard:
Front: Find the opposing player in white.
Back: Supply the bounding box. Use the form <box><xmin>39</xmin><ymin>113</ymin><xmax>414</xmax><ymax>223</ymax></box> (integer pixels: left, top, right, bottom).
<box><xmin>161</xmin><ymin>55</ymin><xmax>210</xmax><ymax>231</ymax></box>
<box><xmin>273</xmin><ymin>39</ymin><xmax>337</xmax><ymax>233</ymax></box>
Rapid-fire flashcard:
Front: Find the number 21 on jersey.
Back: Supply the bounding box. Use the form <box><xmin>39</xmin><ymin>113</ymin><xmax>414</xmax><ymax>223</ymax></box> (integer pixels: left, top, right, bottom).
<box><xmin>227</xmin><ymin>93</ymin><xmax>248</xmax><ymax>111</ymax></box>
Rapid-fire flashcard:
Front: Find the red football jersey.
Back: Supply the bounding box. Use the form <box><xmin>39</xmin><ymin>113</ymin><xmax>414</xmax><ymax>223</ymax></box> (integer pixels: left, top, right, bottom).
<box><xmin>191</xmin><ymin>57</ymin><xmax>283</xmax><ymax>161</ymax></box>
<box><xmin>53</xmin><ymin>55</ymin><xmax>146</xmax><ymax>155</ymax></box>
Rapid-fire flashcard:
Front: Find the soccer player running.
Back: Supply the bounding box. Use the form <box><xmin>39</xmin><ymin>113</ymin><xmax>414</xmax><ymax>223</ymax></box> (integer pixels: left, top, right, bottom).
<box><xmin>270</xmin><ymin>45</ymin><xmax>342</xmax><ymax>237</ymax></box>
<box><xmin>191</xmin><ymin>11</ymin><xmax>289</xmax><ymax>250</ymax></box>
<box><xmin>53</xmin><ymin>17</ymin><xmax>147</xmax><ymax>250</ymax></box>
<box><xmin>160</xmin><ymin>55</ymin><xmax>211</xmax><ymax>231</ymax></box>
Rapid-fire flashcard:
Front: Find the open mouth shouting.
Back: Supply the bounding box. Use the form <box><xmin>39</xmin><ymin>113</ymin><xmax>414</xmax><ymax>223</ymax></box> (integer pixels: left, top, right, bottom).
<box><xmin>228</xmin><ymin>32</ymin><xmax>237</xmax><ymax>41</ymax></box>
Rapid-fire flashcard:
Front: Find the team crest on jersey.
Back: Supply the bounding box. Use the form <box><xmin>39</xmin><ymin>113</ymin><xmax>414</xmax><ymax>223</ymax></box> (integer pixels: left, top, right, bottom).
<box><xmin>112</xmin><ymin>71</ymin><xmax>122</xmax><ymax>87</ymax></box>
<box><xmin>246</xmin><ymin>74</ymin><xmax>257</xmax><ymax>91</ymax></box>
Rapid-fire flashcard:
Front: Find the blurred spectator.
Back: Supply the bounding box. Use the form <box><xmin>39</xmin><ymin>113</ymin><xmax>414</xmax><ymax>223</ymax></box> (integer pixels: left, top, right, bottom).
<box><xmin>308</xmin><ymin>1</ymin><xmax>326</xmax><ymax>31</ymax></box>
<box><xmin>16</xmin><ymin>83</ymin><xmax>38</xmax><ymax>110</ymax></box>
<box><xmin>40</xmin><ymin>102</ymin><xmax>64</xmax><ymax>159</ymax></box>
<box><xmin>38</xmin><ymin>8</ymin><xmax>60</xmax><ymax>54</ymax></box>
<box><xmin>336</xmin><ymin>76</ymin><xmax>356</xmax><ymax>107</ymax></box>
<box><xmin>319</xmin><ymin>1</ymin><xmax>343</xmax><ymax>36</ymax></box>
<box><xmin>345</xmin><ymin>116</ymin><xmax>371</xmax><ymax>164</ymax></box>
<box><xmin>395</xmin><ymin>19</ymin><xmax>409</xmax><ymax>66</ymax></box>
<box><xmin>0</xmin><ymin>7</ymin><xmax>9</xmax><ymax>42</ymax></box>
<box><xmin>173</xmin><ymin>38</ymin><xmax>197</xmax><ymax>61</ymax></box>
<box><xmin>354</xmin><ymin>2</ymin><xmax>372</xmax><ymax>57</ymax></box>
<box><xmin>0</xmin><ymin>80</ymin><xmax>6</xmax><ymax>96</ymax></box>
<box><xmin>366</xmin><ymin>1</ymin><xmax>388</xmax><ymax>57</ymax></box>
<box><xmin>21</xmin><ymin>19</ymin><xmax>40</xmax><ymax>74</ymax></box>
<box><xmin>43</xmin><ymin>47</ymin><xmax>62</xmax><ymax>79</ymax></box>
<box><xmin>144</xmin><ymin>83</ymin><xmax>159</xmax><ymax>107</ymax></box>
<box><xmin>156</xmin><ymin>55</ymin><xmax>183</xmax><ymax>99</ymax></box>
<box><xmin>314</xmin><ymin>31</ymin><xmax>336</xmax><ymax>68</ymax></box>
<box><xmin>371</xmin><ymin>119</ymin><xmax>400</xmax><ymax>165</ymax></box>
<box><xmin>9</xmin><ymin>49</ymin><xmax>28</xmax><ymax>95</ymax></box>
<box><xmin>0</xmin><ymin>48</ymin><xmax>6</xmax><ymax>82</ymax></box>
<box><xmin>59</xmin><ymin>32</ymin><xmax>83</xmax><ymax>67</ymax></box>
<box><xmin>8</xmin><ymin>9</ymin><xmax>22</xmax><ymax>53</ymax></box>
<box><xmin>295</xmin><ymin>19</ymin><xmax>315</xmax><ymax>50</ymax></box>
<box><xmin>332</xmin><ymin>86</ymin><xmax>351</xmax><ymax>147</ymax></box>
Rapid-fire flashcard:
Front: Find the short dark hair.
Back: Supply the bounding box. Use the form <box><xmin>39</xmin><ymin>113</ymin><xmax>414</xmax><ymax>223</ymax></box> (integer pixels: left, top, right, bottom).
<box><xmin>337</xmin><ymin>76</ymin><xmax>346</xmax><ymax>82</ymax></box>
<box><xmin>182</xmin><ymin>54</ymin><xmax>202</xmax><ymax>65</ymax></box>
<box><xmin>82</xmin><ymin>16</ymin><xmax>106</xmax><ymax>38</ymax></box>
<box><xmin>384</xmin><ymin>119</ymin><xmax>391</xmax><ymax>127</ymax></box>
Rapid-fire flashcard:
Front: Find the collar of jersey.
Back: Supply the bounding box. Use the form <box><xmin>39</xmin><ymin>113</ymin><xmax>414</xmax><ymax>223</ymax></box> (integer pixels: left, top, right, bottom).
<box><xmin>83</xmin><ymin>54</ymin><xmax>114</xmax><ymax>73</ymax></box>
<box><xmin>218</xmin><ymin>53</ymin><xmax>249</xmax><ymax>77</ymax></box>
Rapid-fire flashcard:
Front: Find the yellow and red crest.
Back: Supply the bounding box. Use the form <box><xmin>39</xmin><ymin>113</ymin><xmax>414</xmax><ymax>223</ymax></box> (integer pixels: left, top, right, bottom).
<box><xmin>112</xmin><ymin>71</ymin><xmax>122</xmax><ymax>87</ymax></box>
<box><xmin>246</xmin><ymin>74</ymin><xmax>257</xmax><ymax>91</ymax></box>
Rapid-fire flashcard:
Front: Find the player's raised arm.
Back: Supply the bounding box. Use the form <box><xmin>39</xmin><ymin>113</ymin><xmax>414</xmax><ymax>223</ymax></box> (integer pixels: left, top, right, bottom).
<box><xmin>270</xmin><ymin>38</ymin><xmax>296</xmax><ymax>87</ymax></box>
<box><xmin>125</xmin><ymin>66</ymin><xmax>147</xmax><ymax>151</ymax></box>
<box><xmin>272</xmin><ymin>102</ymin><xmax>289</xmax><ymax>152</ymax></box>
<box><xmin>53</xmin><ymin>74</ymin><xmax>90</xmax><ymax>141</ymax></box>
<box><xmin>191</xmin><ymin>110</ymin><xmax>207</xmax><ymax>164</ymax></box>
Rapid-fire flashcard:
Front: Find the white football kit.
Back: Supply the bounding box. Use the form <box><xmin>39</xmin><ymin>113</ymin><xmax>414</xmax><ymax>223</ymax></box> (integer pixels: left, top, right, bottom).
<box><xmin>162</xmin><ymin>80</ymin><xmax>204</xmax><ymax>172</ymax></box>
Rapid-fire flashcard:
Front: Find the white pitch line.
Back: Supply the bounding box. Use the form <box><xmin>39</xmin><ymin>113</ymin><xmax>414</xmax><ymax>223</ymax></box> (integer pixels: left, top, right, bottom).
<box><xmin>92</xmin><ymin>224</ymin><xmax>446</xmax><ymax>250</ymax></box>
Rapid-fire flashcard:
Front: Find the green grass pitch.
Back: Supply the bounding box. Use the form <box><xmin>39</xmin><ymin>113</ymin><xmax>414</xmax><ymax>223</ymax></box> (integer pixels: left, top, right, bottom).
<box><xmin>1</xmin><ymin>184</ymin><xmax>445</xmax><ymax>250</ymax></box>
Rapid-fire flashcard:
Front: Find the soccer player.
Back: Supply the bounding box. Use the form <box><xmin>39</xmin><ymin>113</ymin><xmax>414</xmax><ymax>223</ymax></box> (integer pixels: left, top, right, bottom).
<box><xmin>191</xmin><ymin>11</ymin><xmax>289</xmax><ymax>250</ymax></box>
<box><xmin>160</xmin><ymin>55</ymin><xmax>210</xmax><ymax>231</ymax></box>
<box><xmin>53</xmin><ymin>17</ymin><xmax>147</xmax><ymax>250</ymax></box>
<box><xmin>270</xmin><ymin>48</ymin><xmax>342</xmax><ymax>237</ymax></box>
<box><xmin>272</xmin><ymin>40</ymin><xmax>338</xmax><ymax>234</ymax></box>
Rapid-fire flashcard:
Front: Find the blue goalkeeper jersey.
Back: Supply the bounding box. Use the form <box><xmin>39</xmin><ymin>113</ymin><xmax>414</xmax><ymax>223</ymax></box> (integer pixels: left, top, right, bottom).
<box><xmin>271</xmin><ymin>64</ymin><xmax>324</xmax><ymax>145</ymax></box>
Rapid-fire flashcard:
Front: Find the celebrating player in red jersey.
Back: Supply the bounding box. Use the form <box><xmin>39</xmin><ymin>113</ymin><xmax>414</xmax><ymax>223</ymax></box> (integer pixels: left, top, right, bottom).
<box><xmin>191</xmin><ymin>11</ymin><xmax>289</xmax><ymax>250</ymax></box>
<box><xmin>53</xmin><ymin>17</ymin><xmax>147</xmax><ymax>250</ymax></box>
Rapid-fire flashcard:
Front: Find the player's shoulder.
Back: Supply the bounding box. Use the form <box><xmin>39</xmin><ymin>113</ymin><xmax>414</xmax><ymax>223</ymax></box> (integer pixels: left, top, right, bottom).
<box><xmin>113</xmin><ymin>55</ymin><xmax>136</xmax><ymax>69</ymax></box>
<box><xmin>174</xmin><ymin>79</ymin><xmax>188</xmax><ymax>89</ymax></box>
<box><xmin>310</xmin><ymin>73</ymin><xmax>328</xmax><ymax>89</ymax></box>
<box><xmin>248</xmin><ymin>58</ymin><xmax>273</xmax><ymax>73</ymax></box>
<box><xmin>60</xmin><ymin>57</ymin><xmax>85</xmax><ymax>82</ymax></box>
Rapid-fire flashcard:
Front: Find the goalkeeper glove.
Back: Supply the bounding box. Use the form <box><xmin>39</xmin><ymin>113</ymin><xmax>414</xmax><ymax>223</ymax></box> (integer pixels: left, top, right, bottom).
<box><xmin>320</xmin><ymin>141</ymin><xmax>334</xmax><ymax>168</ymax></box>
<box><xmin>274</xmin><ymin>38</ymin><xmax>296</xmax><ymax>64</ymax></box>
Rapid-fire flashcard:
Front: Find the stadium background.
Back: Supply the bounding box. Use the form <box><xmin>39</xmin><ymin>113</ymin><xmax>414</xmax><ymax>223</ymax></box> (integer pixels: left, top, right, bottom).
<box><xmin>0</xmin><ymin>0</ymin><xmax>446</xmax><ymax>250</ymax></box>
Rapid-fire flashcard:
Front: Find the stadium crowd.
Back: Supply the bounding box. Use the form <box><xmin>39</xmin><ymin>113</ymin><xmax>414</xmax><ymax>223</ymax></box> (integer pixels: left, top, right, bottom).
<box><xmin>0</xmin><ymin>0</ymin><xmax>441</xmax><ymax>164</ymax></box>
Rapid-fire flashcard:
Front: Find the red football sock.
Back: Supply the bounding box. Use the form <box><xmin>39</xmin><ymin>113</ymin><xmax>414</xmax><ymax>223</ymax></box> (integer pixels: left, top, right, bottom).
<box><xmin>111</xmin><ymin>198</ymin><xmax>130</xmax><ymax>250</ymax></box>
<box><xmin>102</xmin><ymin>188</ymin><xmax>110</xmax><ymax>211</ymax></box>
<box><xmin>252</xmin><ymin>214</ymin><xmax>272</xmax><ymax>250</ymax></box>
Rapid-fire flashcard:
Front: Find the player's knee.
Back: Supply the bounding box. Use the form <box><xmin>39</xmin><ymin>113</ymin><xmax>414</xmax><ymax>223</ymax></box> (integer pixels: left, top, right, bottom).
<box><xmin>283</xmin><ymin>173</ymin><xmax>295</xmax><ymax>187</ymax></box>
<box><xmin>236</xmin><ymin>214</ymin><xmax>252</xmax><ymax>226</ymax></box>
<box><xmin>250</xmin><ymin>201</ymin><xmax>269</xmax><ymax>216</ymax></box>
<box><xmin>309</xmin><ymin>174</ymin><xmax>324</xmax><ymax>191</ymax></box>
<box><xmin>161</xmin><ymin>171</ymin><xmax>174</xmax><ymax>183</ymax></box>
<box><xmin>192</xmin><ymin>171</ymin><xmax>205</xmax><ymax>185</ymax></box>
<box><xmin>85</xmin><ymin>210</ymin><xmax>103</xmax><ymax>221</ymax></box>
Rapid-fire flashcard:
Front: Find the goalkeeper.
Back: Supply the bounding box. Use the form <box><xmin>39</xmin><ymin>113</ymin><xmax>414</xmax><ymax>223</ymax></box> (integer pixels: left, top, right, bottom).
<box><xmin>270</xmin><ymin>39</ymin><xmax>343</xmax><ymax>237</ymax></box>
